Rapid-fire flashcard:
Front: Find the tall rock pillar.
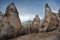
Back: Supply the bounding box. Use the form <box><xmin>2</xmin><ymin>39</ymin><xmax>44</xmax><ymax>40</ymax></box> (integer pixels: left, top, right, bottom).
<box><xmin>31</xmin><ymin>15</ymin><xmax>40</xmax><ymax>32</ymax></box>
<box><xmin>5</xmin><ymin>3</ymin><xmax>22</xmax><ymax>34</ymax></box>
<box><xmin>40</xmin><ymin>3</ymin><xmax>58</xmax><ymax>32</ymax></box>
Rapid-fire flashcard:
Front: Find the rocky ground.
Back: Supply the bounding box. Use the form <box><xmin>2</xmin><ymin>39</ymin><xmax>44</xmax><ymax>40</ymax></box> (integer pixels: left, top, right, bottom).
<box><xmin>8</xmin><ymin>32</ymin><xmax>60</xmax><ymax>40</ymax></box>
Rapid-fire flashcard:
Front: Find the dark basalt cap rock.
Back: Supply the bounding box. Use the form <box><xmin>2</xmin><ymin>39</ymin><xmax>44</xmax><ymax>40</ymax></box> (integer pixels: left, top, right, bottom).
<box><xmin>45</xmin><ymin>3</ymin><xmax>49</xmax><ymax>8</ymax></box>
<box><xmin>45</xmin><ymin>3</ymin><xmax>51</xmax><ymax>11</ymax></box>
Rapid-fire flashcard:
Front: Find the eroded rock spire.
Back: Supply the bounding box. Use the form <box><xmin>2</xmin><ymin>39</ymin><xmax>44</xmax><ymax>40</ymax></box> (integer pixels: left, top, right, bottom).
<box><xmin>40</xmin><ymin>3</ymin><xmax>58</xmax><ymax>32</ymax></box>
<box><xmin>6</xmin><ymin>2</ymin><xmax>22</xmax><ymax>32</ymax></box>
<box><xmin>33</xmin><ymin>15</ymin><xmax>40</xmax><ymax>22</ymax></box>
<box><xmin>31</xmin><ymin>15</ymin><xmax>40</xmax><ymax>32</ymax></box>
<box><xmin>5</xmin><ymin>2</ymin><xmax>18</xmax><ymax>15</ymax></box>
<box><xmin>0</xmin><ymin>3</ymin><xmax>22</xmax><ymax>39</ymax></box>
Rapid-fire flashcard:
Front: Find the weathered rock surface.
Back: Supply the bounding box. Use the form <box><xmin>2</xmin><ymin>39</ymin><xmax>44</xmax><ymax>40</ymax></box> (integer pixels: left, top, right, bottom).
<box><xmin>31</xmin><ymin>15</ymin><xmax>40</xmax><ymax>32</ymax></box>
<box><xmin>0</xmin><ymin>3</ymin><xmax>22</xmax><ymax>40</ymax></box>
<box><xmin>9</xmin><ymin>32</ymin><xmax>60</xmax><ymax>40</ymax></box>
<box><xmin>0</xmin><ymin>3</ymin><xmax>60</xmax><ymax>40</ymax></box>
<box><xmin>6</xmin><ymin>2</ymin><xmax>22</xmax><ymax>31</ymax></box>
<box><xmin>40</xmin><ymin>3</ymin><xmax>58</xmax><ymax>32</ymax></box>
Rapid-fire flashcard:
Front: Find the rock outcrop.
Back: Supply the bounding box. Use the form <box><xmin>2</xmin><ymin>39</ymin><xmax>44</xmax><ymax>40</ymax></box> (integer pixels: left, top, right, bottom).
<box><xmin>40</xmin><ymin>3</ymin><xmax>58</xmax><ymax>32</ymax></box>
<box><xmin>0</xmin><ymin>3</ymin><xmax>22</xmax><ymax>40</ymax></box>
<box><xmin>31</xmin><ymin>15</ymin><xmax>40</xmax><ymax>32</ymax></box>
<box><xmin>58</xmin><ymin>10</ymin><xmax>60</xmax><ymax>26</ymax></box>
<box><xmin>0</xmin><ymin>2</ymin><xmax>60</xmax><ymax>40</ymax></box>
<box><xmin>5</xmin><ymin>3</ymin><xmax>22</xmax><ymax>34</ymax></box>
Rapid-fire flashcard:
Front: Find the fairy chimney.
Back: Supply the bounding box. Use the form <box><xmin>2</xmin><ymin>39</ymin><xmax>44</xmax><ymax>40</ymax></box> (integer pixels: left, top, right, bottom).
<box><xmin>5</xmin><ymin>3</ymin><xmax>22</xmax><ymax>32</ymax></box>
<box><xmin>0</xmin><ymin>3</ymin><xmax>23</xmax><ymax>39</ymax></box>
<box><xmin>32</xmin><ymin>15</ymin><xmax>40</xmax><ymax>32</ymax></box>
<box><xmin>40</xmin><ymin>3</ymin><xmax>58</xmax><ymax>32</ymax></box>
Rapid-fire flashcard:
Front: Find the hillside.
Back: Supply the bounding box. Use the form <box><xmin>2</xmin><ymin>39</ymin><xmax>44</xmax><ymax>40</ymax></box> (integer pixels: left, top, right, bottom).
<box><xmin>9</xmin><ymin>32</ymin><xmax>60</xmax><ymax>40</ymax></box>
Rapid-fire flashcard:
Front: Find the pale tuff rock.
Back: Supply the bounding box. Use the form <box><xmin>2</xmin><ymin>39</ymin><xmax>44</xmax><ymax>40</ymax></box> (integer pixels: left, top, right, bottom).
<box><xmin>0</xmin><ymin>2</ymin><xmax>60</xmax><ymax>40</ymax></box>
<box><xmin>58</xmin><ymin>10</ymin><xmax>60</xmax><ymax>27</ymax></box>
<box><xmin>40</xmin><ymin>3</ymin><xmax>58</xmax><ymax>32</ymax></box>
<box><xmin>5</xmin><ymin>3</ymin><xmax>18</xmax><ymax>15</ymax></box>
<box><xmin>32</xmin><ymin>15</ymin><xmax>40</xmax><ymax>32</ymax></box>
<box><xmin>5</xmin><ymin>2</ymin><xmax>22</xmax><ymax>32</ymax></box>
<box><xmin>0</xmin><ymin>3</ymin><xmax>22</xmax><ymax>40</ymax></box>
<box><xmin>7</xmin><ymin>3</ymin><xmax>60</xmax><ymax>40</ymax></box>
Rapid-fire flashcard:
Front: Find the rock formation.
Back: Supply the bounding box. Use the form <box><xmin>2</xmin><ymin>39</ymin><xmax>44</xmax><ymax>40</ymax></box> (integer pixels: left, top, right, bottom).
<box><xmin>0</xmin><ymin>2</ymin><xmax>60</xmax><ymax>40</ymax></box>
<box><xmin>31</xmin><ymin>15</ymin><xmax>40</xmax><ymax>32</ymax></box>
<box><xmin>58</xmin><ymin>10</ymin><xmax>60</xmax><ymax>26</ymax></box>
<box><xmin>5</xmin><ymin>3</ymin><xmax>22</xmax><ymax>34</ymax></box>
<box><xmin>0</xmin><ymin>3</ymin><xmax>22</xmax><ymax>40</ymax></box>
<box><xmin>40</xmin><ymin>3</ymin><xmax>58</xmax><ymax>32</ymax></box>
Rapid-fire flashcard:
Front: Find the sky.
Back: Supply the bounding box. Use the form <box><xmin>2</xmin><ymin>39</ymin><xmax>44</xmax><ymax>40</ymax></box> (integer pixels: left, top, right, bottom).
<box><xmin>0</xmin><ymin>0</ymin><xmax>60</xmax><ymax>22</ymax></box>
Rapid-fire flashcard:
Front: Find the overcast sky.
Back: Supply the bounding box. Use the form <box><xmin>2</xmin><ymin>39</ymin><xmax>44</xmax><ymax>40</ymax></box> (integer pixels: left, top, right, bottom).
<box><xmin>0</xmin><ymin>0</ymin><xmax>60</xmax><ymax>22</ymax></box>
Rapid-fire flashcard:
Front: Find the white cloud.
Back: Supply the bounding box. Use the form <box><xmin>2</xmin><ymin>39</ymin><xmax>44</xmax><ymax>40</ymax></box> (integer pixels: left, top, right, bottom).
<box><xmin>19</xmin><ymin>14</ymin><xmax>43</xmax><ymax>22</ymax></box>
<box><xmin>52</xmin><ymin>10</ymin><xmax>58</xmax><ymax>13</ymax></box>
<box><xmin>18</xmin><ymin>8</ymin><xmax>44</xmax><ymax>22</ymax></box>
